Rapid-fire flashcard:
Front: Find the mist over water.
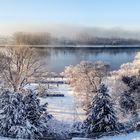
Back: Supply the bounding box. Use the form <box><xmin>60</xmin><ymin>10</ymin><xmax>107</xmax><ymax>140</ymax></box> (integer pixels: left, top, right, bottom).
<box><xmin>1</xmin><ymin>24</ymin><xmax>140</xmax><ymax>40</ymax></box>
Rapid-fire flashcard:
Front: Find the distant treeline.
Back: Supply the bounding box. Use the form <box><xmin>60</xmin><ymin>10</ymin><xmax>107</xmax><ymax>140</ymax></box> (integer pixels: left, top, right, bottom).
<box><xmin>63</xmin><ymin>37</ymin><xmax>140</xmax><ymax>45</ymax></box>
<box><xmin>2</xmin><ymin>32</ymin><xmax>140</xmax><ymax>45</ymax></box>
<box><xmin>13</xmin><ymin>32</ymin><xmax>51</xmax><ymax>45</ymax></box>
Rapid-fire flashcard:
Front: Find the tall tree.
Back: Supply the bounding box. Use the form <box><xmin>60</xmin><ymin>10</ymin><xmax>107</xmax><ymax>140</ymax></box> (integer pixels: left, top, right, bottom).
<box><xmin>85</xmin><ymin>84</ymin><xmax>119</xmax><ymax>136</ymax></box>
<box><xmin>0</xmin><ymin>46</ymin><xmax>45</xmax><ymax>91</ymax></box>
<box><xmin>64</xmin><ymin>61</ymin><xmax>109</xmax><ymax>109</ymax></box>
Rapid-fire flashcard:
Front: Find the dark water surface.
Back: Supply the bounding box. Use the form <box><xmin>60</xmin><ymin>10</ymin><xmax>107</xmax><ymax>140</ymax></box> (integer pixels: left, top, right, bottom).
<box><xmin>36</xmin><ymin>47</ymin><xmax>140</xmax><ymax>73</ymax></box>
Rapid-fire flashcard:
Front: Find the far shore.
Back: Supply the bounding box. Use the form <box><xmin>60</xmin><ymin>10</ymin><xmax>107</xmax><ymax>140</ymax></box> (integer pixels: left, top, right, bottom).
<box><xmin>1</xmin><ymin>44</ymin><xmax>140</xmax><ymax>49</ymax></box>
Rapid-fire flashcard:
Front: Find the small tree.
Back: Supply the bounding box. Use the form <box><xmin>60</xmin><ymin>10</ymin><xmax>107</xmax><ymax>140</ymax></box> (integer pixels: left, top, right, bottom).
<box><xmin>119</xmin><ymin>90</ymin><xmax>136</xmax><ymax>115</ymax></box>
<box><xmin>120</xmin><ymin>75</ymin><xmax>140</xmax><ymax>123</ymax></box>
<box><xmin>0</xmin><ymin>46</ymin><xmax>45</xmax><ymax>92</ymax></box>
<box><xmin>85</xmin><ymin>84</ymin><xmax>119</xmax><ymax>137</ymax></box>
<box><xmin>122</xmin><ymin>76</ymin><xmax>133</xmax><ymax>87</ymax></box>
<box><xmin>23</xmin><ymin>91</ymin><xmax>48</xmax><ymax>125</ymax></box>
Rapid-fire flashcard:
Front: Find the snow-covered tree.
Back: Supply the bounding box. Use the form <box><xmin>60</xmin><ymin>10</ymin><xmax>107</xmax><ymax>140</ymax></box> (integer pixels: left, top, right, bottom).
<box><xmin>121</xmin><ymin>76</ymin><xmax>140</xmax><ymax>110</ymax></box>
<box><xmin>0</xmin><ymin>46</ymin><xmax>46</xmax><ymax>92</ymax></box>
<box><xmin>122</xmin><ymin>76</ymin><xmax>133</xmax><ymax>87</ymax></box>
<box><xmin>0</xmin><ymin>90</ymin><xmax>49</xmax><ymax>139</ymax></box>
<box><xmin>85</xmin><ymin>84</ymin><xmax>119</xmax><ymax>137</ymax></box>
<box><xmin>0</xmin><ymin>90</ymin><xmax>36</xmax><ymax>139</ymax></box>
<box><xmin>119</xmin><ymin>90</ymin><xmax>136</xmax><ymax>115</ymax></box>
<box><xmin>23</xmin><ymin>91</ymin><xmax>47</xmax><ymax>125</ymax></box>
<box><xmin>64</xmin><ymin>61</ymin><xmax>109</xmax><ymax>109</ymax></box>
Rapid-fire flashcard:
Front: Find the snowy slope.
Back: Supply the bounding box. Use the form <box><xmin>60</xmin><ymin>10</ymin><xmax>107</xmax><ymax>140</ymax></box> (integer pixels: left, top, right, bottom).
<box><xmin>0</xmin><ymin>137</ymin><xmax>24</xmax><ymax>140</ymax></box>
<box><xmin>39</xmin><ymin>84</ymin><xmax>86</xmax><ymax>123</ymax></box>
<box><xmin>72</xmin><ymin>131</ymin><xmax>140</xmax><ymax>140</ymax></box>
<box><xmin>0</xmin><ymin>138</ymin><xmax>12</xmax><ymax>140</ymax></box>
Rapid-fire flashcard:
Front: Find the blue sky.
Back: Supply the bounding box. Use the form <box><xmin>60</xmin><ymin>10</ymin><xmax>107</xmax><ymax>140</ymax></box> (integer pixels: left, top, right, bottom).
<box><xmin>0</xmin><ymin>0</ymin><xmax>140</xmax><ymax>34</ymax></box>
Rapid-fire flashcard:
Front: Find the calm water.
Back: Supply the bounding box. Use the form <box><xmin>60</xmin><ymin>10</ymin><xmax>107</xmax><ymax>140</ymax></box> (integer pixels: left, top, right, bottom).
<box><xmin>36</xmin><ymin>47</ymin><xmax>140</xmax><ymax>73</ymax></box>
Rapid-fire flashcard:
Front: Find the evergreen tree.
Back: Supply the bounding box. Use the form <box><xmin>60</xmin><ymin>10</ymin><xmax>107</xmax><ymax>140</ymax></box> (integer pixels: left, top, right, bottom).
<box><xmin>0</xmin><ymin>90</ymin><xmax>49</xmax><ymax>139</ymax></box>
<box><xmin>119</xmin><ymin>90</ymin><xmax>136</xmax><ymax>115</ymax></box>
<box><xmin>85</xmin><ymin>84</ymin><xmax>119</xmax><ymax>136</ymax></box>
<box><xmin>122</xmin><ymin>76</ymin><xmax>133</xmax><ymax>87</ymax></box>
<box><xmin>23</xmin><ymin>91</ymin><xmax>48</xmax><ymax>125</ymax></box>
<box><xmin>121</xmin><ymin>76</ymin><xmax>139</xmax><ymax>116</ymax></box>
<box><xmin>122</xmin><ymin>76</ymin><xmax>140</xmax><ymax>92</ymax></box>
<box><xmin>0</xmin><ymin>90</ymin><xmax>37</xmax><ymax>139</ymax></box>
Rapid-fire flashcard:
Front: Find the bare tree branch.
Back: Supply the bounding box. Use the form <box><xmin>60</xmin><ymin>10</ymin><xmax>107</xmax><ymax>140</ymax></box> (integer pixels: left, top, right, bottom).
<box><xmin>0</xmin><ymin>46</ymin><xmax>46</xmax><ymax>92</ymax></box>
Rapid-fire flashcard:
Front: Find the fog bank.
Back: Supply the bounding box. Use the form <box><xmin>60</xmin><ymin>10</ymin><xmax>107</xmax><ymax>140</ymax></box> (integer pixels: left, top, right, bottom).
<box><xmin>1</xmin><ymin>24</ymin><xmax>140</xmax><ymax>40</ymax></box>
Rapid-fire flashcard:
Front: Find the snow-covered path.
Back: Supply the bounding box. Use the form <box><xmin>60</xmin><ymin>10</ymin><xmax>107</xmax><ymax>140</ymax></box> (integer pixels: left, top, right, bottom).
<box><xmin>72</xmin><ymin>131</ymin><xmax>140</xmax><ymax>140</ymax></box>
<box><xmin>39</xmin><ymin>84</ymin><xmax>85</xmax><ymax>124</ymax></box>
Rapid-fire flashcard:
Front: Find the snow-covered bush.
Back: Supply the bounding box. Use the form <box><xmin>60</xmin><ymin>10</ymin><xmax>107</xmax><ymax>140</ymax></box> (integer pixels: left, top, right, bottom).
<box><xmin>64</xmin><ymin>61</ymin><xmax>109</xmax><ymax>109</ymax></box>
<box><xmin>71</xmin><ymin>122</ymin><xmax>84</xmax><ymax>133</ymax></box>
<box><xmin>119</xmin><ymin>90</ymin><xmax>136</xmax><ymax>116</ymax></box>
<box><xmin>105</xmin><ymin>52</ymin><xmax>140</xmax><ymax>123</ymax></box>
<box><xmin>35</xmin><ymin>84</ymin><xmax>48</xmax><ymax>97</ymax></box>
<box><xmin>43</xmin><ymin>118</ymin><xmax>71</xmax><ymax>139</ymax></box>
<box><xmin>84</xmin><ymin>84</ymin><xmax>119</xmax><ymax>137</ymax></box>
<box><xmin>117</xmin><ymin>75</ymin><xmax>140</xmax><ymax>128</ymax></box>
<box><xmin>120</xmin><ymin>75</ymin><xmax>140</xmax><ymax>113</ymax></box>
<box><xmin>106</xmin><ymin>52</ymin><xmax>140</xmax><ymax>98</ymax></box>
<box><xmin>0</xmin><ymin>89</ymin><xmax>49</xmax><ymax>139</ymax></box>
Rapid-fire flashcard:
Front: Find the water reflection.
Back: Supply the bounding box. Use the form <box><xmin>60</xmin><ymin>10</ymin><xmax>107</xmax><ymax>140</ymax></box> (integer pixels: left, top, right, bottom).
<box><xmin>35</xmin><ymin>48</ymin><xmax>140</xmax><ymax>73</ymax></box>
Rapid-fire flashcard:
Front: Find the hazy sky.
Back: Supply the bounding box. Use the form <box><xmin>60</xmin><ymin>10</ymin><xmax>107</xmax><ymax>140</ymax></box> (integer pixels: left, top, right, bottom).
<box><xmin>0</xmin><ymin>0</ymin><xmax>140</xmax><ymax>35</ymax></box>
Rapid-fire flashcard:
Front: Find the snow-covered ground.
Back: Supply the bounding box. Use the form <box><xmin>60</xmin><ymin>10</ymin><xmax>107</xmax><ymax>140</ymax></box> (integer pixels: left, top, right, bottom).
<box><xmin>1</xmin><ymin>83</ymin><xmax>140</xmax><ymax>140</ymax></box>
<box><xmin>0</xmin><ymin>137</ymin><xmax>24</xmax><ymax>140</ymax></box>
<box><xmin>39</xmin><ymin>84</ymin><xmax>86</xmax><ymax>124</ymax></box>
<box><xmin>72</xmin><ymin>131</ymin><xmax>140</xmax><ymax>140</ymax></box>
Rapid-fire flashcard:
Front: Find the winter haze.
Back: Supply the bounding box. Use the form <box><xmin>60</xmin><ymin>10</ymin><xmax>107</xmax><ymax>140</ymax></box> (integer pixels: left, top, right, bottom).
<box><xmin>0</xmin><ymin>0</ymin><xmax>140</xmax><ymax>140</ymax></box>
<box><xmin>1</xmin><ymin>24</ymin><xmax>140</xmax><ymax>40</ymax></box>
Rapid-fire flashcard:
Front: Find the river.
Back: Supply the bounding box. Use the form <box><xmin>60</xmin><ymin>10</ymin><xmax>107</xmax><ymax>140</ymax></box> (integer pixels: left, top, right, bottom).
<box><xmin>36</xmin><ymin>47</ymin><xmax>140</xmax><ymax>73</ymax></box>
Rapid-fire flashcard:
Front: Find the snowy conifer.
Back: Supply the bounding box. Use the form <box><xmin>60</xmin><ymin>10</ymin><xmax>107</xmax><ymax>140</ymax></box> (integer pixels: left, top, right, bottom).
<box><xmin>0</xmin><ymin>90</ymin><xmax>49</xmax><ymax>139</ymax></box>
<box><xmin>119</xmin><ymin>90</ymin><xmax>136</xmax><ymax>115</ymax></box>
<box><xmin>122</xmin><ymin>76</ymin><xmax>133</xmax><ymax>87</ymax></box>
<box><xmin>0</xmin><ymin>90</ymin><xmax>37</xmax><ymax>139</ymax></box>
<box><xmin>85</xmin><ymin>84</ymin><xmax>119</xmax><ymax>137</ymax></box>
<box><xmin>23</xmin><ymin>91</ymin><xmax>48</xmax><ymax>125</ymax></box>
